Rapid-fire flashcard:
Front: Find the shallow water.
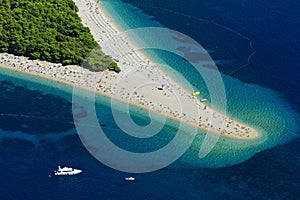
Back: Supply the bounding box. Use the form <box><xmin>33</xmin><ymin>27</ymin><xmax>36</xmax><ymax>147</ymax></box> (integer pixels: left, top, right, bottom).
<box><xmin>0</xmin><ymin>0</ymin><xmax>299</xmax><ymax>199</ymax></box>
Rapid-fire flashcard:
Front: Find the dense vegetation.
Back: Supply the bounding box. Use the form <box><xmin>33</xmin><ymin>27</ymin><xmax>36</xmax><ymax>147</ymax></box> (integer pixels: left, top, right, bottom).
<box><xmin>0</xmin><ymin>0</ymin><xmax>119</xmax><ymax>72</ymax></box>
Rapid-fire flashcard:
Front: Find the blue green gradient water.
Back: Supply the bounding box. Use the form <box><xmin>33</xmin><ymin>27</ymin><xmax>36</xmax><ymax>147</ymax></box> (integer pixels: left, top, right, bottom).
<box><xmin>97</xmin><ymin>0</ymin><xmax>299</xmax><ymax>165</ymax></box>
<box><xmin>0</xmin><ymin>0</ymin><xmax>299</xmax><ymax>199</ymax></box>
<box><xmin>0</xmin><ymin>0</ymin><xmax>298</xmax><ymax>167</ymax></box>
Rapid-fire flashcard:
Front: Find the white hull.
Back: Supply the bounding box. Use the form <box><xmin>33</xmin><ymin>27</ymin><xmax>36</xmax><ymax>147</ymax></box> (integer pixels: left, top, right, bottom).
<box><xmin>54</xmin><ymin>166</ymin><xmax>82</xmax><ymax>176</ymax></box>
<box><xmin>125</xmin><ymin>177</ymin><xmax>135</xmax><ymax>181</ymax></box>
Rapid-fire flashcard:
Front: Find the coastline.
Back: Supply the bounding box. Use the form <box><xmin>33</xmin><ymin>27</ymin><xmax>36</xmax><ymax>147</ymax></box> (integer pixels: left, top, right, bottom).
<box><xmin>0</xmin><ymin>0</ymin><xmax>260</xmax><ymax>140</ymax></box>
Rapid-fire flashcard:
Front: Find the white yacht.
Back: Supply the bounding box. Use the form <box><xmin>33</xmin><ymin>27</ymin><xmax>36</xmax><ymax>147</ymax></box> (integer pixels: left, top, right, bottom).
<box><xmin>54</xmin><ymin>166</ymin><xmax>82</xmax><ymax>176</ymax></box>
<box><xmin>125</xmin><ymin>177</ymin><xmax>135</xmax><ymax>181</ymax></box>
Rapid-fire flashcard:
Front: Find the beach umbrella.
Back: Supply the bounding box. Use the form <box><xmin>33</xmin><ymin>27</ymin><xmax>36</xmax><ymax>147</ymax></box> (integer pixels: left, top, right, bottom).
<box><xmin>192</xmin><ymin>91</ymin><xmax>200</xmax><ymax>96</ymax></box>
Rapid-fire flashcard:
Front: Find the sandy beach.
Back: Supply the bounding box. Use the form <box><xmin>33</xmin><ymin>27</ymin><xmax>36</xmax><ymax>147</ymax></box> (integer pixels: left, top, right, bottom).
<box><xmin>0</xmin><ymin>0</ymin><xmax>259</xmax><ymax>140</ymax></box>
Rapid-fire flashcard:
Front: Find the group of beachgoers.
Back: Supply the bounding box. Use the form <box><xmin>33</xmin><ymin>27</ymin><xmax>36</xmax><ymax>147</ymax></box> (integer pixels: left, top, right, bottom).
<box><xmin>0</xmin><ymin>0</ymin><xmax>258</xmax><ymax>139</ymax></box>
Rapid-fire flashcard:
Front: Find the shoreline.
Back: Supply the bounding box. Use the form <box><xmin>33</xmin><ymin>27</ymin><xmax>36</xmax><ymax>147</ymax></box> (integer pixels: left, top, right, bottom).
<box><xmin>0</xmin><ymin>0</ymin><xmax>260</xmax><ymax>140</ymax></box>
<box><xmin>0</xmin><ymin>59</ymin><xmax>258</xmax><ymax>140</ymax></box>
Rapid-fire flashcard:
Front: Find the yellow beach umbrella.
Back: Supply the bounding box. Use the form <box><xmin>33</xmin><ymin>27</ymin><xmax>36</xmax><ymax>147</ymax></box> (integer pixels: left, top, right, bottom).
<box><xmin>192</xmin><ymin>91</ymin><xmax>200</xmax><ymax>96</ymax></box>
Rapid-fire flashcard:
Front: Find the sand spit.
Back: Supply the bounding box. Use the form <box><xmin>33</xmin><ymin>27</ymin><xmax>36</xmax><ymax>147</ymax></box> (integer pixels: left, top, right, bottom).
<box><xmin>0</xmin><ymin>0</ymin><xmax>259</xmax><ymax>139</ymax></box>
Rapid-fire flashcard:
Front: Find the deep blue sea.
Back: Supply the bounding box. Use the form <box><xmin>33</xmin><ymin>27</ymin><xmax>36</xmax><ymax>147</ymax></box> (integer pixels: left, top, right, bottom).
<box><xmin>0</xmin><ymin>0</ymin><xmax>299</xmax><ymax>199</ymax></box>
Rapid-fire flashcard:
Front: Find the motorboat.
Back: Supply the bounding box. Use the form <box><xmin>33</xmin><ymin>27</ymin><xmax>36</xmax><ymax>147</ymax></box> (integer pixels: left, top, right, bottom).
<box><xmin>125</xmin><ymin>177</ymin><xmax>135</xmax><ymax>181</ymax></box>
<box><xmin>54</xmin><ymin>166</ymin><xmax>82</xmax><ymax>176</ymax></box>
<box><xmin>200</xmin><ymin>98</ymin><xmax>207</xmax><ymax>102</ymax></box>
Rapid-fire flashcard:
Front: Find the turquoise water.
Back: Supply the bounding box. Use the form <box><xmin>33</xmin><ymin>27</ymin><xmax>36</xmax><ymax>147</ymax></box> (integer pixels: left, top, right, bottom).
<box><xmin>97</xmin><ymin>0</ymin><xmax>300</xmax><ymax>168</ymax></box>
<box><xmin>1</xmin><ymin>0</ymin><xmax>299</xmax><ymax>169</ymax></box>
<box><xmin>2</xmin><ymin>1</ymin><xmax>299</xmax><ymax>168</ymax></box>
<box><xmin>1</xmin><ymin>1</ymin><xmax>299</xmax><ymax>199</ymax></box>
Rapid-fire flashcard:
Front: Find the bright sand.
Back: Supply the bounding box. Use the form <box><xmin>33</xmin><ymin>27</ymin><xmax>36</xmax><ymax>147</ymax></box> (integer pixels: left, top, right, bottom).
<box><xmin>0</xmin><ymin>0</ymin><xmax>259</xmax><ymax>140</ymax></box>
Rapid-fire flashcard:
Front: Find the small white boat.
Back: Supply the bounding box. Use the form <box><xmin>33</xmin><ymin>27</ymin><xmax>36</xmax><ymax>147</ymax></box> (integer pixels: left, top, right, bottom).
<box><xmin>125</xmin><ymin>177</ymin><xmax>135</xmax><ymax>181</ymax></box>
<box><xmin>54</xmin><ymin>166</ymin><xmax>82</xmax><ymax>176</ymax></box>
<box><xmin>200</xmin><ymin>98</ymin><xmax>207</xmax><ymax>102</ymax></box>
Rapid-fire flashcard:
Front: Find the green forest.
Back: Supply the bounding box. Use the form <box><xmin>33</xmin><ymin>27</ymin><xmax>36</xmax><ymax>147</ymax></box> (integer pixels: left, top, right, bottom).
<box><xmin>0</xmin><ymin>0</ymin><xmax>119</xmax><ymax>72</ymax></box>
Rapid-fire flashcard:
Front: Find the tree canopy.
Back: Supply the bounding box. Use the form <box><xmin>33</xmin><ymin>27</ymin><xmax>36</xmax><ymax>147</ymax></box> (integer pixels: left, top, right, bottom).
<box><xmin>0</xmin><ymin>0</ymin><xmax>119</xmax><ymax>72</ymax></box>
